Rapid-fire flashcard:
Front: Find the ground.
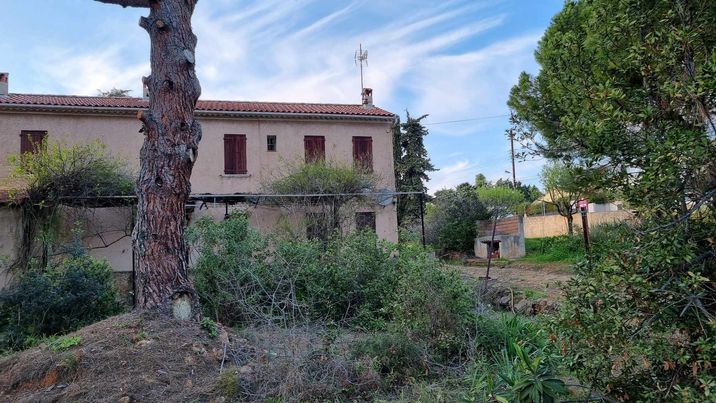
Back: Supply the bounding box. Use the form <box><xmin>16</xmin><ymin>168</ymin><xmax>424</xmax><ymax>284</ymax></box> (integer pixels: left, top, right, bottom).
<box><xmin>455</xmin><ymin>262</ymin><xmax>573</xmax><ymax>301</ymax></box>
<box><xmin>0</xmin><ymin>311</ymin><xmax>229</xmax><ymax>402</ymax></box>
<box><xmin>0</xmin><ymin>262</ymin><xmax>575</xmax><ymax>402</ymax></box>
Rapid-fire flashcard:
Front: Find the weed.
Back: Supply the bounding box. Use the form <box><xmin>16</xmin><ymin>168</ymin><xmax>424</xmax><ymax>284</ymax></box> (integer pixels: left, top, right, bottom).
<box><xmin>49</xmin><ymin>335</ymin><xmax>81</xmax><ymax>352</ymax></box>
<box><xmin>216</xmin><ymin>369</ymin><xmax>240</xmax><ymax>398</ymax></box>
<box><xmin>522</xmin><ymin>288</ymin><xmax>547</xmax><ymax>300</ymax></box>
<box><xmin>200</xmin><ymin>318</ymin><xmax>219</xmax><ymax>339</ymax></box>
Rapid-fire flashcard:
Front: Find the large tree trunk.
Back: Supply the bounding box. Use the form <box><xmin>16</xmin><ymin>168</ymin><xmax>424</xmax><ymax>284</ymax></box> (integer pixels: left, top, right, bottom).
<box><xmin>96</xmin><ymin>0</ymin><xmax>202</xmax><ymax>317</ymax></box>
<box><xmin>566</xmin><ymin>214</ymin><xmax>574</xmax><ymax>236</ymax></box>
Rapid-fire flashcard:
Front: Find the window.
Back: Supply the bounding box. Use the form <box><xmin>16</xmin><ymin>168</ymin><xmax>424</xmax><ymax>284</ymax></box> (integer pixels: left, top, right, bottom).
<box><xmin>304</xmin><ymin>136</ymin><xmax>325</xmax><ymax>163</ymax></box>
<box><xmin>352</xmin><ymin>136</ymin><xmax>373</xmax><ymax>172</ymax></box>
<box><xmin>20</xmin><ymin>130</ymin><xmax>47</xmax><ymax>154</ymax></box>
<box><xmin>306</xmin><ymin>212</ymin><xmax>329</xmax><ymax>241</ymax></box>
<box><xmin>224</xmin><ymin>134</ymin><xmax>247</xmax><ymax>174</ymax></box>
<box><xmin>267</xmin><ymin>135</ymin><xmax>277</xmax><ymax>152</ymax></box>
<box><xmin>355</xmin><ymin>212</ymin><xmax>376</xmax><ymax>232</ymax></box>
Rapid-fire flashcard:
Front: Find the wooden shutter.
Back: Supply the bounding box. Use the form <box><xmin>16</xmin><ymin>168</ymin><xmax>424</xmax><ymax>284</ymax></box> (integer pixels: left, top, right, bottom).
<box><xmin>224</xmin><ymin>134</ymin><xmax>248</xmax><ymax>174</ymax></box>
<box><xmin>20</xmin><ymin>130</ymin><xmax>47</xmax><ymax>154</ymax></box>
<box><xmin>224</xmin><ymin>135</ymin><xmax>236</xmax><ymax>174</ymax></box>
<box><xmin>235</xmin><ymin>135</ymin><xmax>247</xmax><ymax>174</ymax></box>
<box><xmin>352</xmin><ymin>136</ymin><xmax>373</xmax><ymax>172</ymax></box>
<box><xmin>304</xmin><ymin>136</ymin><xmax>325</xmax><ymax>163</ymax></box>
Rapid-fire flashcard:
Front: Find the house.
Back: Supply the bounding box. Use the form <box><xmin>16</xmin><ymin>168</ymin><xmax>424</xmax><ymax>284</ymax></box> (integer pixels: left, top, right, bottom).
<box><xmin>0</xmin><ymin>73</ymin><xmax>398</xmax><ymax>288</ymax></box>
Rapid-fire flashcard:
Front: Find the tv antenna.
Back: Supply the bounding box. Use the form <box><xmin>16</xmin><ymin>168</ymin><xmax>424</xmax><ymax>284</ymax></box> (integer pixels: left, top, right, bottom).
<box><xmin>354</xmin><ymin>43</ymin><xmax>368</xmax><ymax>90</ymax></box>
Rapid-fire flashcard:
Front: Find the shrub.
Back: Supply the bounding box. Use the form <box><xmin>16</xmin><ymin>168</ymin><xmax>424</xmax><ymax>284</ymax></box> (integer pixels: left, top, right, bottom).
<box><xmin>551</xmin><ymin>219</ymin><xmax>716</xmax><ymax>401</ymax></box>
<box><xmin>190</xmin><ymin>213</ymin><xmax>479</xmax><ymax>362</ymax></box>
<box><xmin>0</xmin><ymin>255</ymin><xmax>122</xmax><ymax>351</ymax></box>
<box><xmin>392</xmin><ymin>242</ymin><xmax>477</xmax><ymax>360</ymax></box>
<box><xmin>424</xmin><ymin>183</ymin><xmax>489</xmax><ymax>254</ymax></box>
<box><xmin>352</xmin><ymin>331</ymin><xmax>426</xmax><ymax>384</ymax></box>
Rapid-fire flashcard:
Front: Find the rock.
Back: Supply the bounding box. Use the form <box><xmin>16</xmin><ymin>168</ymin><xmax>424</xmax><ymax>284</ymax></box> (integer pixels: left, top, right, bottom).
<box><xmin>239</xmin><ymin>365</ymin><xmax>253</xmax><ymax>375</ymax></box>
<box><xmin>498</xmin><ymin>296</ymin><xmax>512</xmax><ymax>307</ymax></box>
<box><xmin>514</xmin><ymin>299</ymin><xmax>532</xmax><ymax>314</ymax></box>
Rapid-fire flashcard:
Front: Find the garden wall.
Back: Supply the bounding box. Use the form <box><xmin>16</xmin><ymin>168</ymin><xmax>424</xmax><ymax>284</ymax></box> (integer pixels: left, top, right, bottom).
<box><xmin>524</xmin><ymin>210</ymin><xmax>633</xmax><ymax>238</ymax></box>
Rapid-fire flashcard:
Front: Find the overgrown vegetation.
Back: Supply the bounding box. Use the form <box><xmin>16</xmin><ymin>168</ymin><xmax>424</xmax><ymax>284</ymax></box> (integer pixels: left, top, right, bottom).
<box><xmin>0</xmin><ymin>254</ymin><xmax>123</xmax><ymax>351</ymax></box>
<box><xmin>263</xmin><ymin>162</ymin><xmax>377</xmax><ymax>241</ymax></box>
<box><xmin>190</xmin><ymin>212</ymin><xmax>571</xmax><ymax>401</ymax></box>
<box><xmin>7</xmin><ymin>139</ymin><xmax>134</xmax><ymax>270</ymax></box>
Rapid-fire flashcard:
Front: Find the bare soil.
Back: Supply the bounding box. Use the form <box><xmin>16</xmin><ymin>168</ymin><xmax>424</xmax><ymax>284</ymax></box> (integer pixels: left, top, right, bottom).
<box><xmin>453</xmin><ymin>262</ymin><xmax>573</xmax><ymax>301</ymax></box>
<box><xmin>0</xmin><ymin>311</ymin><xmax>231</xmax><ymax>402</ymax></box>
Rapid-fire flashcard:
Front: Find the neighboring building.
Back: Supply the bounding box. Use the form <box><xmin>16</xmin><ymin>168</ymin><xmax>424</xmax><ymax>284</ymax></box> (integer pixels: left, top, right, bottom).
<box><xmin>0</xmin><ymin>73</ymin><xmax>398</xmax><ymax>282</ymax></box>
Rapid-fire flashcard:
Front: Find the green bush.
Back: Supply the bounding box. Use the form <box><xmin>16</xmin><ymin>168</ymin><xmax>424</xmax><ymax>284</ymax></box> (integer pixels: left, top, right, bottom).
<box><xmin>551</xmin><ymin>219</ymin><xmax>716</xmax><ymax>401</ymax></box>
<box><xmin>0</xmin><ymin>255</ymin><xmax>122</xmax><ymax>351</ymax></box>
<box><xmin>190</xmin><ymin>213</ymin><xmax>478</xmax><ymax>362</ymax></box>
<box><xmin>392</xmin><ymin>242</ymin><xmax>477</xmax><ymax>359</ymax></box>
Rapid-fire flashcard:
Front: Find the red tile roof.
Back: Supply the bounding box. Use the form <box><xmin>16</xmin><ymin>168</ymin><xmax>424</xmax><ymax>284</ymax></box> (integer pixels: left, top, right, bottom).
<box><xmin>0</xmin><ymin>93</ymin><xmax>395</xmax><ymax>118</ymax></box>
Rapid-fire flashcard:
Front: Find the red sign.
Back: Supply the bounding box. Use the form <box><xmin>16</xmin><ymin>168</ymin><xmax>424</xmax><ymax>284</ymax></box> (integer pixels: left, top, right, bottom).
<box><xmin>578</xmin><ymin>199</ymin><xmax>589</xmax><ymax>209</ymax></box>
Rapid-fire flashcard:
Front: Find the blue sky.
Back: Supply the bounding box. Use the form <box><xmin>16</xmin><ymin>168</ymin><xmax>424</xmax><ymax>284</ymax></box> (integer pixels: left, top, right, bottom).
<box><xmin>1</xmin><ymin>0</ymin><xmax>563</xmax><ymax>194</ymax></box>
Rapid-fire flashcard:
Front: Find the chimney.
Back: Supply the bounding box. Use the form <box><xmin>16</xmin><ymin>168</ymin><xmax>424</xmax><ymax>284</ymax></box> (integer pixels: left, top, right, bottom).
<box><xmin>361</xmin><ymin>87</ymin><xmax>373</xmax><ymax>108</ymax></box>
<box><xmin>0</xmin><ymin>73</ymin><xmax>8</xmax><ymax>96</ymax></box>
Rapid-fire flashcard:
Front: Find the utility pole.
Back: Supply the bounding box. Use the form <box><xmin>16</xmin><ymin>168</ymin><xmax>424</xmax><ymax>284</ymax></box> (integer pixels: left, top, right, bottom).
<box><xmin>509</xmin><ymin>112</ymin><xmax>517</xmax><ymax>188</ymax></box>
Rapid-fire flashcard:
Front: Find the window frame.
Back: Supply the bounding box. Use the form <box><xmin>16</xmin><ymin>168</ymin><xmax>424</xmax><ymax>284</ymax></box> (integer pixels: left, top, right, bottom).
<box><xmin>267</xmin><ymin>135</ymin><xmax>277</xmax><ymax>152</ymax></box>
<box><xmin>355</xmin><ymin>211</ymin><xmax>376</xmax><ymax>232</ymax></box>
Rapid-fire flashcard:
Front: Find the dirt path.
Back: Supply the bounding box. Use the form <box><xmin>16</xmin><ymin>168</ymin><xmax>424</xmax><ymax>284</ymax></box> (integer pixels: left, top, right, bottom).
<box><xmin>452</xmin><ymin>262</ymin><xmax>573</xmax><ymax>301</ymax></box>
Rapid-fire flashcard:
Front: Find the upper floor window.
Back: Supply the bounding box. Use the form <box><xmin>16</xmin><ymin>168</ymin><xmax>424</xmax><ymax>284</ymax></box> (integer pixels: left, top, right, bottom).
<box><xmin>304</xmin><ymin>136</ymin><xmax>325</xmax><ymax>163</ymax></box>
<box><xmin>352</xmin><ymin>136</ymin><xmax>373</xmax><ymax>172</ymax></box>
<box><xmin>267</xmin><ymin>135</ymin><xmax>277</xmax><ymax>152</ymax></box>
<box><xmin>224</xmin><ymin>134</ymin><xmax>247</xmax><ymax>174</ymax></box>
<box><xmin>20</xmin><ymin>130</ymin><xmax>47</xmax><ymax>154</ymax></box>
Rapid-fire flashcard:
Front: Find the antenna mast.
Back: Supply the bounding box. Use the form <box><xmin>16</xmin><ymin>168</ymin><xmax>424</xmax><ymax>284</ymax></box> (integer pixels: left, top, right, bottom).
<box><xmin>355</xmin><ymin>43</ymin><xmax>368</xmax><ymax>90</ymax></box>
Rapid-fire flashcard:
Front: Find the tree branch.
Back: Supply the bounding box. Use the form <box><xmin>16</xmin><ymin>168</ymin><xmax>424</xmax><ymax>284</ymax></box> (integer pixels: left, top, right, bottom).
<box><xmin>94</xmin><ymin>0</ymin><xmax>152</xmax><ymax>8</ymax></box>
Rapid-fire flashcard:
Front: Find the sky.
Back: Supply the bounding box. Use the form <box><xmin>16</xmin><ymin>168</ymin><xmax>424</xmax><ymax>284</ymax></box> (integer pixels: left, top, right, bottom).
<box><xmin>0</xmin><ymin>0</ymin><xmax>564</xmax><ymax>194</ymax></box>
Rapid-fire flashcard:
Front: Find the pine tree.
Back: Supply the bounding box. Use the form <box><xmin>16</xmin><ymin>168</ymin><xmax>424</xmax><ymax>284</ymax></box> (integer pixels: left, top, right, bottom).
<box><xmin>394</xmin><ymin>112</ymin><xmax>436</xmax><ymax>225</ymax></box>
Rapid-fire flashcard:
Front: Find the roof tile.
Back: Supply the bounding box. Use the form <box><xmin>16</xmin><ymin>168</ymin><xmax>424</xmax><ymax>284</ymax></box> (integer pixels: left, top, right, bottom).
<box><xmin>0</xmin><ymin>94</ymin><xmax>394</xmax><ymax>117</ymax></box>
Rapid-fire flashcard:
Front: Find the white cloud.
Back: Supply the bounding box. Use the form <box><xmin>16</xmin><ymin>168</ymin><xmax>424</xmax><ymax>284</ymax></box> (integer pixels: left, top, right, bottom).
<box><xmin>30</xmin><ymin>46</ymin><xmax>149</xmax><ymax>96</ymax></box>
<box><xmin>427</xmin><ymin>159</ymin><xmax>480</xmax><ymax>194</ymax></box>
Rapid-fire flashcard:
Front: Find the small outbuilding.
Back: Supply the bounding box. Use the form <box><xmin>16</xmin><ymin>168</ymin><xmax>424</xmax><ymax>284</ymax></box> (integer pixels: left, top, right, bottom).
<box><xmin>474</xmin><ymin>216</ymin><xmax>525</xmax><ymax>259</ymax></box>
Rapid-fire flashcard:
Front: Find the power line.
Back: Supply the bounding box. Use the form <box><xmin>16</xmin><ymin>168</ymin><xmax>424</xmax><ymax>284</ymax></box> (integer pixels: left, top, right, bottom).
<box><xmin>423</xmin><ymin>114</ymin><xmax>509</xmax><ymax>126</ymax></box>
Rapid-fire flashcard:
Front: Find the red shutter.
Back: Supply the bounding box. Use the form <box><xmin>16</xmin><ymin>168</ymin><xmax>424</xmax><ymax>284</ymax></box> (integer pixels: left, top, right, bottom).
<box><xmin>20</xmin><ymin>134</ymin><xmax>31</xmax><ymax>154</ymax></box>
<box><xmin>224</xmin><ymin>135</ymin><xmax>236</xmax><ymax>174</ymax></box>
<box><xmin>20</xmin><ymin>131</ymin><xmax>47</xmax><ymax>154</ymax></box>
<box><xmin>236</xmin><ymin>135</ymin><xmax>247</xmax><ymax>174</ymax></box>
<box><xmin>304</xmin><ymin>136</ymin><xmax>325</xmax><ymax>163</ymax></box>
<box><xmin>316</xmin><ymin>137</ymin><xmax>325</xmax><ymax>162</ymax></box>
<box><xmin>353</xmin><ymin>136</ymin><xmax>372</xmax><ymax>172</ymax></box>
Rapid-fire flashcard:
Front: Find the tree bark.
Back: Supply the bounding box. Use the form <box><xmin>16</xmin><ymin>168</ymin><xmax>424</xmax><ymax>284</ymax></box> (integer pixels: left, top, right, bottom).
<box><xmin>567</xmin><ymin>214</ymin><xmax>574</xmax><ymax>235</ymax></box>
<box><xmin>96</xmin><ymin>0</ymin><xmax>202</xmax><ymax>317</ymax></box>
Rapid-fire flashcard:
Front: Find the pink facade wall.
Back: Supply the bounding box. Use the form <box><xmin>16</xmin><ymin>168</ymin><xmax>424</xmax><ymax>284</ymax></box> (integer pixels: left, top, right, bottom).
<box><xmin>0</xmin><ymin>110</ymin><xmax>398</xmax><ymax>275</ymax></box>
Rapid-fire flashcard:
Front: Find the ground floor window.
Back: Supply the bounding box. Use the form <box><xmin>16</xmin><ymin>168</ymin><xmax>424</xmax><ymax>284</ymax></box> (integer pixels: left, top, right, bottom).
<box><xmin>355</xmin><ymin>212</ymin><xmax>376</xmax><ymax>232</ymax></box>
